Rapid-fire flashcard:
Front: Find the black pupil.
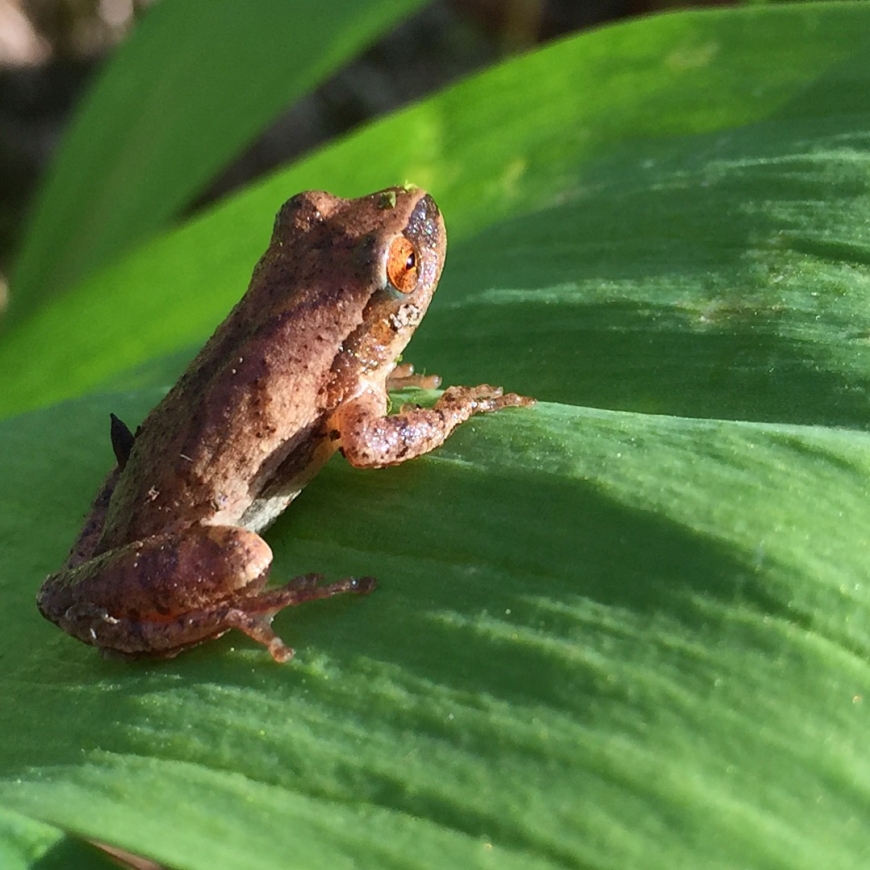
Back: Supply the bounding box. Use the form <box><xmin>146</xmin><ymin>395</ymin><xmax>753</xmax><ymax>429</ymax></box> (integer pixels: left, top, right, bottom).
<box><xmin>406</xmin><ymin>251</ymin><xmax>416</xmax><ymax>269</ymax></box>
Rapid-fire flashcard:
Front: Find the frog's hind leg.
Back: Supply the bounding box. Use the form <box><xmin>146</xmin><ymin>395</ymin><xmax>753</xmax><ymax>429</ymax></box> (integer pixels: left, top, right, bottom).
<box><xmin>225</xmin><ymin>573</ymin><xmax>376</xmax><ymax>663</ymax></box>
<box><xmin>60</xmin><ymin>467</ymin><xmax>122</xmax><ymax>570</ymax></box>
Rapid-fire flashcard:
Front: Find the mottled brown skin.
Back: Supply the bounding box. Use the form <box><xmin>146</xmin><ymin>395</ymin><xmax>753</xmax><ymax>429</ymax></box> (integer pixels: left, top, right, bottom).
<box><xmin>37</xmin><ymin>187</ymin><xmax>535</xmax><ymax>662</ymax></box>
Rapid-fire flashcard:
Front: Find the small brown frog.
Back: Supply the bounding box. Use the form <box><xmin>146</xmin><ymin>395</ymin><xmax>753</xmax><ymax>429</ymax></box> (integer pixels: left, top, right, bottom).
<box><xmin>37</xmin><ymin>187</ymin><xmax>534</xmax><ymax>662</ymax></box>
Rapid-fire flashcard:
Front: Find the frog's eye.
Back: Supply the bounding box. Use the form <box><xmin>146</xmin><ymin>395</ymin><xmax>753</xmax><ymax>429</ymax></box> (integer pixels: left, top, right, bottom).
<box><xmin>386</xmin><ymin>236</ymin><xmax>419</xmax><ymax>293</ymax></box>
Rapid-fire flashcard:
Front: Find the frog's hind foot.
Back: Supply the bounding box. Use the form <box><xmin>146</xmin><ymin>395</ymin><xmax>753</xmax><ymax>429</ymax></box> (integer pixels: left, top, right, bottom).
<box><xmin>229</xmin><ymin>574</ymin><xmax>377</xmax><ymax>662</ymax></box>
<box><xmin>222</xmin><ymin>609</ymin><xmax>296</xmax><ymax>663</ymax></box>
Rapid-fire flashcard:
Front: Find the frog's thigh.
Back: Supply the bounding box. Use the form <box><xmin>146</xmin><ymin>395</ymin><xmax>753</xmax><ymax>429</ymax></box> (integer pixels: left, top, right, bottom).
<box><xmin>70</xmin><ymin>525</ymin><xmax>274</xmax><ymax>617</ymax></box>
<box><xmin>62</xmin><ymin>466</ymin><xmax>121</xmax><ymax>570</ymax></box>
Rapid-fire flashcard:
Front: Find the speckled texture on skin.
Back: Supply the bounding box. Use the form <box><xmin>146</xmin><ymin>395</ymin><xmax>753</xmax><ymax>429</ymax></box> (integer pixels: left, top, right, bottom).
<box><xmin>102</xmin><ymin>187</ymin><xmax>447</xmax><ymax>544</ymax></box>
<box><xmin>37</xmin><ymin>187</ymin><xmax>534</xmax><ymax>661</ymax></box>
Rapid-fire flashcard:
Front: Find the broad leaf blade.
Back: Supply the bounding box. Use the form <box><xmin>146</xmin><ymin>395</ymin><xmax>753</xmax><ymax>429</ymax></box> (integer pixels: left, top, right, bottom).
<box><xmin>1</xmin><ymin>397</ymin><xmax>868</xmax><ymax>868</ymax></box>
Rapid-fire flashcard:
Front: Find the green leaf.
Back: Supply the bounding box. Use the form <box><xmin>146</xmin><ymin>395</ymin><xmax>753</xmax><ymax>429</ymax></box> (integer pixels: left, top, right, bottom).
<box><xmin>4</xmin><ymin>2</ymin><xmax>870</xmax><ymax>418</ymax></box>
<box><xmin>3</xmin><ymin>3</ymin><xmax>870</xmax><ymax>868</ymax></box>
<box><xmin>7</xmin><ymin>0</ymin><xmax>426</xmax><ymax>321</ymax></box>
<box><xmin>3</xmin><ymin>397</ymin><xmax>869</xmax><ymax>868</ymax></box>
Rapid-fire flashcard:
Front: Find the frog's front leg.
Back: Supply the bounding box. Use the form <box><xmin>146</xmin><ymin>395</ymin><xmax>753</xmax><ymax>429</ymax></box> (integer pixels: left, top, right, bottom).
<box><xmin>37</xmin><ymin>525</ymin><xmax>374</xmax><ymax>662</ymax></box>
<box><xmin>385</xmin><ymin>362</ymin><xmax>441</xmax><ymax>391</ymax></box>
<box><xmin>332</xmin><ymin>384</ymin><xmax>535</xmax><ymax>468</ymax></box>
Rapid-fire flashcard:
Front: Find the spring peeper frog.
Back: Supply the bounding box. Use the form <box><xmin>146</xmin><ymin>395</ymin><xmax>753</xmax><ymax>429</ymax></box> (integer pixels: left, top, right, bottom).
<box><xmin>37</xmin><ymin>186</ymin><xmax>534</xmax><ymax>663</ymax></box>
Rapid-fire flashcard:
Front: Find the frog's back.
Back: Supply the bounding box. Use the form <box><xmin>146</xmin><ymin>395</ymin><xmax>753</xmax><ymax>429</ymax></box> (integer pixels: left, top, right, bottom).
<box><xmin>100</xmin><ymin>190</ymin><xmax>387</xmax><ymax>546</ymax></box>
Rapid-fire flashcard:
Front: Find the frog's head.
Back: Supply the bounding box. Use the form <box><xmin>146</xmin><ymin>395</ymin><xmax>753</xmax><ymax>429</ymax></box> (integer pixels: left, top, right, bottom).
<box><xmin>358</xmin><ymin>186</ymin><xmax>446</xmax><ymax>376</ymax></box>
<box><xmin>296</xmin><ymin>185</ymin><xmax>447</xmax><ymax>380</ymax></box>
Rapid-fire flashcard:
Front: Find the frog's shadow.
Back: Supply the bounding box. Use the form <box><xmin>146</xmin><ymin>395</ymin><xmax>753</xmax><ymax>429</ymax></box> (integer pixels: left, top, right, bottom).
<box><xmin>165</xmin><ymin>458</ymin><xmax>801</xmax><ymax>714</ymax></box>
